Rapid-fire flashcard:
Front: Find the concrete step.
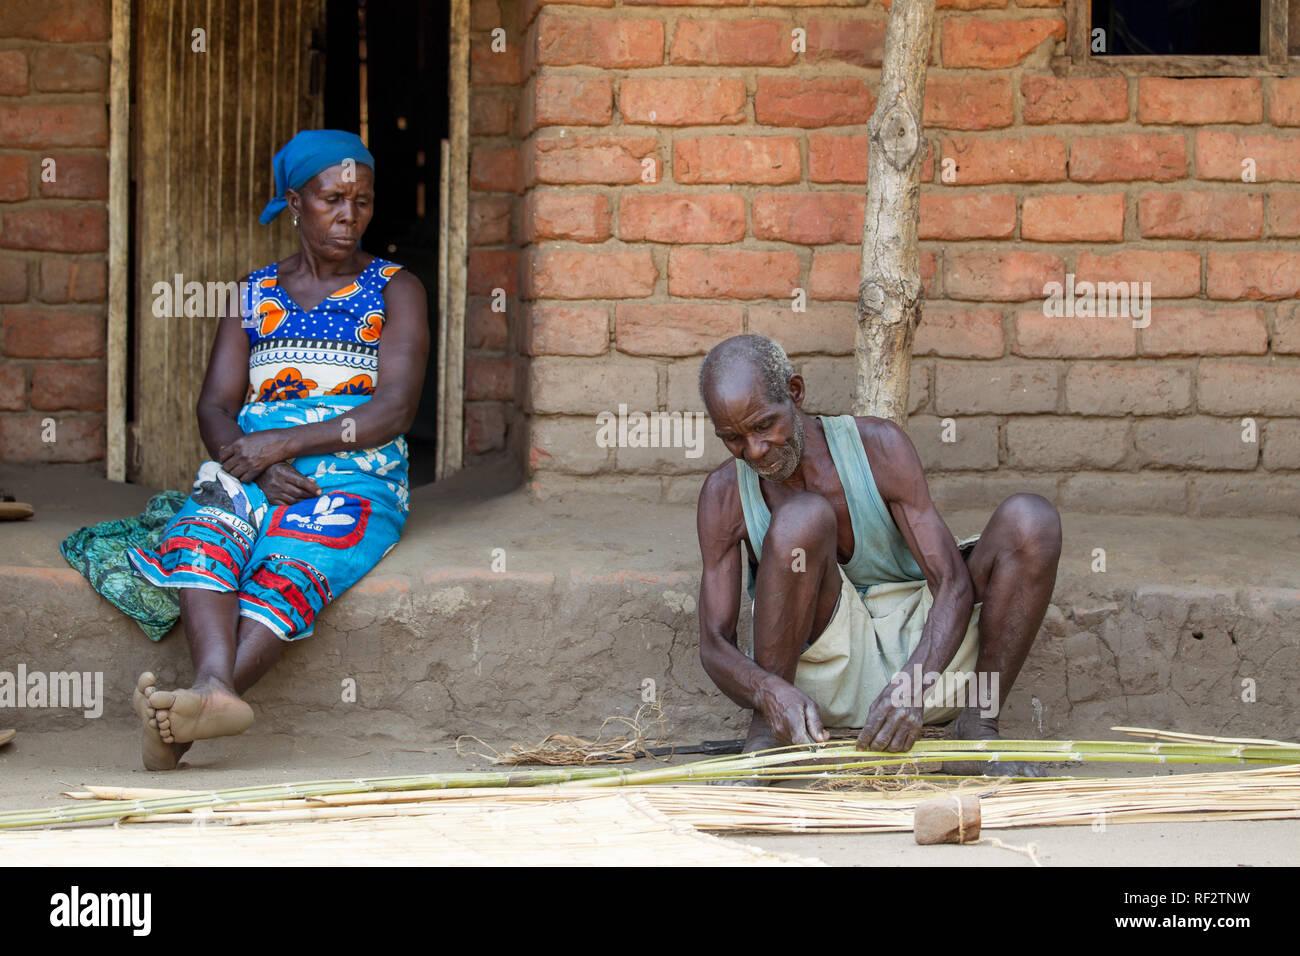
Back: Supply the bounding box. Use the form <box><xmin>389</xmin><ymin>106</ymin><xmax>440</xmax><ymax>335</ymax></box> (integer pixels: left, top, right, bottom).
<box><xmin>2</xmin><ymin>462</ymin><xmax>1298</xmax><ymax>744</ymax></box>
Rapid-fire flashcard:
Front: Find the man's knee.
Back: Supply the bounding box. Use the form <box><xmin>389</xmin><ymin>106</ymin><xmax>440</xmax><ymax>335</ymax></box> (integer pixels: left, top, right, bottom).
<box><xmin>764</xmin><ymin>492</ymin><xmax>836</xmax><ymax>560</ymax></box>
<box><xmin>996</xmin><ymin>493</ymin><xmax>1062</xmax><ymax>564</ymax></box>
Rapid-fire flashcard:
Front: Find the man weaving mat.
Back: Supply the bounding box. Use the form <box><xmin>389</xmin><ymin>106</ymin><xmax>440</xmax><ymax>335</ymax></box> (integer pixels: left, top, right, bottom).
<box><xmin>694</xmin><ymin>335</ymin><xmax>1062</xmax><ymax>777</ymax></box>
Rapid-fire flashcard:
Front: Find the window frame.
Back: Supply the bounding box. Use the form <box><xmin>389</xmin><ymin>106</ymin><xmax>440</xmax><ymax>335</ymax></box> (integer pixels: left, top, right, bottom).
<box><xmin>1059</xmin><ymin>0</ymin><xmax>1291</xmax><ymax>76</ymax></box>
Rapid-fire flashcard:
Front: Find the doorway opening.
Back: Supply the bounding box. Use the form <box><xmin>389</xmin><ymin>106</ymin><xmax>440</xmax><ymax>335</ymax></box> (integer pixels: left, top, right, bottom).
<box><xmin>324</xmin><ymin>0</ymin><xmax>450</xmax><ymax>488</ymax></box>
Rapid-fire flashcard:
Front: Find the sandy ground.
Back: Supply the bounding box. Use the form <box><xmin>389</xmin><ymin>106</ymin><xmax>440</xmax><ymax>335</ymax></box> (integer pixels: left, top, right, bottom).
<box><xmin>1</xmin><ymin>725</ymin><xmax>1295</xmax><ymax>866</ymax></box>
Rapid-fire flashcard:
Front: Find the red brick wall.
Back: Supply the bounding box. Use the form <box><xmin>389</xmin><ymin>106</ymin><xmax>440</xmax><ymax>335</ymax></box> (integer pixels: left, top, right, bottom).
<box><xmin>0</xmin><ymin>0</ymin><xmax>110</xmax><ymax>462</ymax></box>
<box><xmin>490</xmin><ymin>0</ymin><xmax>1300</xmax><ymax>515</ymax></box>
<box><xmin>5</xmin><ymin>0</ymin><xmax>1297</xmax><ymax>516</ymax></box>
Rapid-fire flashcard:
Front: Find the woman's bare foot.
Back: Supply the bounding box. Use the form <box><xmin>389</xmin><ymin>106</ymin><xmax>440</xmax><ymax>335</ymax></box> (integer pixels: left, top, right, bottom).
<box><xmin>133</xmin><ymin>672</ymin><xmax>192</xmax><ymax>771</ymax></box>
<box><xmin>146</xmin><ymin>677</ymin><xmax>254</xmax><ymax>744</ymax></box>
<box><xmin>941</xmin><ymin>708</ymin><xmax>1048</xmax><ymax>777</ymax></box>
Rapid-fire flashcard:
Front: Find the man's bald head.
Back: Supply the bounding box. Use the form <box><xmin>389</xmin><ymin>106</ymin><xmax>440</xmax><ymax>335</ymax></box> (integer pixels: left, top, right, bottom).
<box><xmin>698</xmin><ymin>334</ymin><xmax>795</xmax><ymax>409</ymax></box>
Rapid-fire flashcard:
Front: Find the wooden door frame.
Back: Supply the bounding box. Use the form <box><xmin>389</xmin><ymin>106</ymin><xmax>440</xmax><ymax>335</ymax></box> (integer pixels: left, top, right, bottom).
<box><xmin>438</xmin><ymin>0</ymin><xmax>469</xmax><ymax>481</ymax></box>
<box><xmin>106</xmin><ymin>0</ymin><xmax>130</xmax><ymax>481</ymax></box>
<box><xmin>105</xmin><ymin>0</ymin><xmax>470</xmax><ymax>483</ymax></box>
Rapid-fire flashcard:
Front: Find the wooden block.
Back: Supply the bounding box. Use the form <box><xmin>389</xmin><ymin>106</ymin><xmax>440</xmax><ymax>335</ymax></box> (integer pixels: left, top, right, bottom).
<box><xmin>0</xmin><ymin>501</ymin><xmax>34</xmax><ymax>520</ymax></box>
<box><xmin>913</xmin><ymin>794</ymin><xmax>981</xmax><ymax>844</ymax></box>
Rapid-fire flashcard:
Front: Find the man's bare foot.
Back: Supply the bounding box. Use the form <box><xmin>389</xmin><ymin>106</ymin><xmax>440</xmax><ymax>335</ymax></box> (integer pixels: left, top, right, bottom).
<box><xmin>709</xmin><ymin>713</ymin><xmax>782</xmax><ymax>787</ymax></box>
<box><xmin>941</xmin><ymin>708</ymin><xmax>1048</xmax><ymax>777</ymax></box>
<box><xmin>147</xmin><ymin>677</ymin><xmax>254</xmax><ymax>744</ymax></box>
<box><xmin>133</xmin><ymin>671</ymin><xmax>192</xmax><ymax>771</ymax></box>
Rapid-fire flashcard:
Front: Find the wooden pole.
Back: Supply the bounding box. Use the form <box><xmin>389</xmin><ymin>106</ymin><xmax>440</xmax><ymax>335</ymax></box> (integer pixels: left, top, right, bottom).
<box><xmin>853</xmin><ymin>0</ymin><xmax>936</xmax><ymax>424</ymax></box>
<box><xmin>106</xmin><ymin>0</ymin><xmax>131</xmax><ymax>481</ymax></box>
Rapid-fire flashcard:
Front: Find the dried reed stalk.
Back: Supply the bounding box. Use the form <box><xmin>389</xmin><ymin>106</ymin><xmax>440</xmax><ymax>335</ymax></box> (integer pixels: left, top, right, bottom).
<box><xmin>456</xmin><ymin>700</ymin><xmax>670</xmax><ymax>765</ymax></box>
<box><xmin>1110</xmin><ymin>727</ymin><xmax>1296</xmax><ymax>748</ymax></box>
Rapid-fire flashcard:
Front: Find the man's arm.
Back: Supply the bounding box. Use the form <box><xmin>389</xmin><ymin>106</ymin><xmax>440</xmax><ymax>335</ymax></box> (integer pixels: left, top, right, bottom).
<box><xmin>698</xmin><ymin>465</ymin><xmax>833</xmax><ymax>746</ymax></box>
<box><xmin>855</xmin><ymin>418</ymin><xmax>976</xmax><ymax>752</ymax></box>
<box><xmin>697</xmin><ymin>466</ymin><xmax>772</xmax><ymax>710</ymax></box>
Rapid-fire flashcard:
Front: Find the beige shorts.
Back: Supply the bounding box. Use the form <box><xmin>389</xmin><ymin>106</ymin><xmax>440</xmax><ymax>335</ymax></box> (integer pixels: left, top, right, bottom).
<box><xmin>793</xmin><ymin>563</ymin><xmax>983</xmax><ymax>728</ymax></box>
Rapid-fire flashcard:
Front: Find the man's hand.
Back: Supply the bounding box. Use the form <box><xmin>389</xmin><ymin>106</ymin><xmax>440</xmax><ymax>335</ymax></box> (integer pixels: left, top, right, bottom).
<box><xmin>255</xmin><ymin>462</ymin><xmax>321</xmax><ymax>506</ymax></box>
<box><xmin>754</xmin><ymin>675</ymin><xmax>830</xmax><ymax>746</ymax></box>
<box><xmin>219</xmin><ymin>430</ymin><xmax>296</xmax><ymax>483</ymax></box>
<box><xmin>856</xmin><ymin>684</ymin><xmax>924</xmax><ymax>753</ymax></box>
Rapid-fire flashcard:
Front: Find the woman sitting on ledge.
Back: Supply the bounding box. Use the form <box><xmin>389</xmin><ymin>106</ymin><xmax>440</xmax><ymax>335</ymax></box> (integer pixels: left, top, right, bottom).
<box><xmin>126</xmin><ymin>129</ymin><xmax>428</xmax><ymax>770</ymax></box>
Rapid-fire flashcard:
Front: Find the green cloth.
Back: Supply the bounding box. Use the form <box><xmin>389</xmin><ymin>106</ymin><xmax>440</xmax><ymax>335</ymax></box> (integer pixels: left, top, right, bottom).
<box><xmin>60</xmin><ymin>490</ymin><xmax>188</xmax><ymax>641</ymax></box>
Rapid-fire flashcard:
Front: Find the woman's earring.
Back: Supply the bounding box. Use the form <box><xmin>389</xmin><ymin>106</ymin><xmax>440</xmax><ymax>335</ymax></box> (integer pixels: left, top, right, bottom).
<box><xmin>292</xmin><ymin>214</ymin><xmax>300</xmax><ymax>228</ymax></box>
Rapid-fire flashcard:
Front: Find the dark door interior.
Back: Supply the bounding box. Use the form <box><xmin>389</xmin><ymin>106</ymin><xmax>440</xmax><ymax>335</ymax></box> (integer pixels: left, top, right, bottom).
<box><xmin>324</xmin><ymin>0</ymin><xmax>449</xmax><ymax>487</ymax></box>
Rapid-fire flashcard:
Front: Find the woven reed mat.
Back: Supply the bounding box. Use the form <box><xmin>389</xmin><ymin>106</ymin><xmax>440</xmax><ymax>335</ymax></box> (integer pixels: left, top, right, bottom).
<box><xmin>0</xmin><ymin>791</ymin><xmax>822</xmax><ymax>866</ymax></box>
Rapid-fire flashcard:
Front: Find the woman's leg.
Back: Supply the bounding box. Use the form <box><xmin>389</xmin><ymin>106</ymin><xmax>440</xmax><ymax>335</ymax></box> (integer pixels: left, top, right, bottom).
<box><xmin>127</xmin><ymin>460</ymin><xmax>274</xmax><ymax>769</ymax></box>
<box><xmin>181</xmin><ymin>587</ymin><xmax>241</xmax><ymax>686</ymax></box>
<box><xmin>134</xmin><ymin>598</ymin><xmax>282</xmax><ymax>771</ymax></box>
<box><xmin>134</xmin><ymin>588</ymin><xmax>242</xmax><ymax>770</ymax></box>
<box><xmin>233</xmin><ymin>616</ymin><xmax>285</xmax><ymax>694</ymax></box>
<box><xmin>145</xmin><ymin>588</ymin><xmax>255</xmax><ymax>749</ymax></box>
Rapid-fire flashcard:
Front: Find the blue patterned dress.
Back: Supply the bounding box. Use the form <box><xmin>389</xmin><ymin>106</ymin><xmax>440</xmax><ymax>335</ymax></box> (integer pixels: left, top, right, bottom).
<box><xmin>127</xmin><ymin>256</ymin><xmax>411</xmax><ymax>640</ymax></box>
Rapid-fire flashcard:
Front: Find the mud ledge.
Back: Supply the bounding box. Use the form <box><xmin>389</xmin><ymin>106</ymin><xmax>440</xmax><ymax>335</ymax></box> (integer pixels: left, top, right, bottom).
<box><xmin>2</xmin><ymin>461</ymin><xmax>1297</xmax><ymax>742</ymax></box>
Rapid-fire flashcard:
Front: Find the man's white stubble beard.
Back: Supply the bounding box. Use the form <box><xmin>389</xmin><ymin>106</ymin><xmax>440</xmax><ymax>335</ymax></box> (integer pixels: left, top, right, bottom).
<box><xmin>754</xmin><ymin>411</ymin><xmax>805</xmax><ymax>482</ymax></box>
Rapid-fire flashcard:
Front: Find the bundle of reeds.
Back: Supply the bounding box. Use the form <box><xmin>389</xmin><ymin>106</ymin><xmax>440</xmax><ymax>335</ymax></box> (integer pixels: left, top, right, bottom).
<box><xmin>639</xmin><ymin>766</ymin><xmax>1300</xmax><ymax>833</ymax></box>
<box><xmin>46</xmin><ymin>765</ymin><xmax>1300</xmax><ymax>835</ymax></box>
<box><xmin>2</xmin><ymin>727</ymin><xmax>1296</xmax><ymax>831</ymax></box>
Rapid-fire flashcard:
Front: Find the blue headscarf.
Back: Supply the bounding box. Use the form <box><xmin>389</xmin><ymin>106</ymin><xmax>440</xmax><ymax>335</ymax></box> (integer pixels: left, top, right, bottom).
<box><xmin>259</xmin><ymin>129</ymin><xmax>376</xmax><ymax>225</ymax></box>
